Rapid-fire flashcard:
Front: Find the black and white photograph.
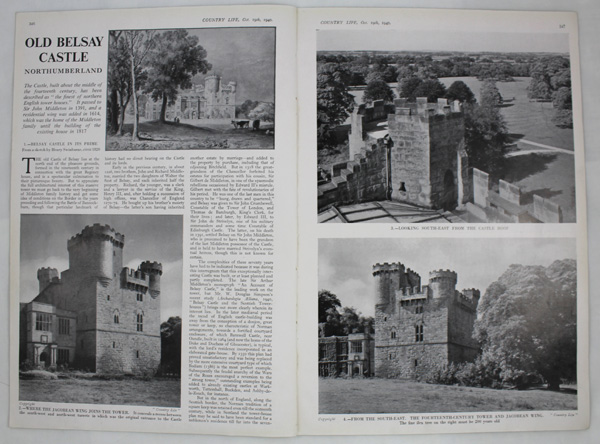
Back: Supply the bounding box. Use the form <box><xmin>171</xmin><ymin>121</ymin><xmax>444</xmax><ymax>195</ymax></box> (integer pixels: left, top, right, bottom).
<box><xmin>18</xmin><ymin>214</ymin><xmax>183</xmax><ymax>407</ymax></box>
<box><xmin>106</xmin><ymin>27</ymin><xmax>275</xmax><ymax>150</ymax></box>
<box><xmin>317</xmin><ymin>30</ymin><xmax>576</xmax><ymax>223</ymax></box>
<box><xmin>318</xmin><ymin>237</ymin><xmax>577</xmax><ymax>414</ymax></box>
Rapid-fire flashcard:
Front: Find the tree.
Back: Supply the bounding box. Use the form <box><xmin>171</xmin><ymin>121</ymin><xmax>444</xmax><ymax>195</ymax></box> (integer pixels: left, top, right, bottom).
<box><xmin>236</xmin><ymin>99</ymin><xmax>259</xmax><ymax>118</ymax></box>
<box><xmin>362</xmin><ymin>79</ymin><xmax>394</xmax><ymax>104</ymax></box>
<box><xmin>317</xmin><ymin>63</ymin><xmax>355</xmax><ymax>149</ymax></box>
<box><xmin>248</xmin><ymin>102</ymin><xmax>275</xmax><ymax>122</ymax></box>
<box><xmin>107</xmin><ymin>31</ymin><xmax>148</xmax><ymax>136</ymax></box>
<box><xmin>122</xmin><ymin>30</ymin><xmax>157</xmax><ymax>140</ymax></box>
<box><xmin>474</xmin><ymin>260</ymin><xmax>577</xmax><ymax>390</ymax></box>
<box><xmin>160</xmin><ymin>316</ymin><xmax>182</xmax><ymax>376</ymax></box>
<box><xmin>445</xmin><ymin>80</ymin><xmax>476</xmax><ymax>104</ymax></box>
<box><xmin>397</xmin><ymin>74</ymin><xmax>422</xmax><ymax>101</ymax></box>
<box><xmin>462</xmin><ymin>80</ymin><xmax>508</xmax><ymax>176</ymax></box>
<box><xmin>318</xmin><ymin>290</ymin><xmax>341</xmax><ymax>323</ymax></box>
<box><xmin>463</xmin><ymin>101</ymin><xmax>508</xmax><ymax>176</ymax></box>
<box><xmin>144</xmin><ymin>30</ymin><xmax>212</xmax><ymax>123</ymax></box>
<box><xmin>480</xmin><ymin>80</ymin><xmax>503</xmax><ymax>107</ymax></box>
<box><xmin>412</xmin><ymin>78</ymin><xmax>447</xmax><ymax>103</ymax></box>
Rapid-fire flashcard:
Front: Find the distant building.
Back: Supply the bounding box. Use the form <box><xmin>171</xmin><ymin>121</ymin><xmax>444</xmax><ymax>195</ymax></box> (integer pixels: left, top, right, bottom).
<box><xmin>20</xmin><ymin>224</ymin><xmax>162</xmax><ymax>374</ymax></box>
<box><xmin>141</xmin><ymin>74</ymin><xmax>237</xmax><ymax>121</ymax></box>
<box><xmin>318</xmin><ymin>332</ymin><xmax>375</xmax><ymax>378</ymax></box>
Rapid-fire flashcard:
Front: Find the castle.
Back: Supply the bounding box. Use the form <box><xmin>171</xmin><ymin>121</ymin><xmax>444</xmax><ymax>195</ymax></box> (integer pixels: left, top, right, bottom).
<box><xmin>373</xmin><ymin>262</ymin><xmax>479</xmax><ymax>378</ymax></box>
<box><xmin>318</xmin><ymin>98</ymin><xmax>563</xmax><ymax>223</ymax></box>
<box><xmin>19</xmin><ymin>224</ymin><xmax>162</xmax><ymax>374</ymax></box>
<box><xmin>141</xmin><ymin>74</ymin><xmax>237</xmax><ymax>121</ymax></box>
<box><xmin>318</xmin><ymin>262</ymin><xmax>480</xmax><ymax>379</ymax></box>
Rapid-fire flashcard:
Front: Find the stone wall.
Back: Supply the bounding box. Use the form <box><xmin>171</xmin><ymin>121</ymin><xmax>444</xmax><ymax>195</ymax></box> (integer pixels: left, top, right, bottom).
<box><xmin>533</xmin><ymin>194</ymin><xmax>563</xmax><ymax>223</ymax></box>
<box><xmin>318</xmin><ymin>141</ymin><xmax>388</xmax><ymax>211</ymax></box>
<box><xmin>469</xmin><ymin>167</ymin><xmax>563</xmax><ymax>223</ymax></box>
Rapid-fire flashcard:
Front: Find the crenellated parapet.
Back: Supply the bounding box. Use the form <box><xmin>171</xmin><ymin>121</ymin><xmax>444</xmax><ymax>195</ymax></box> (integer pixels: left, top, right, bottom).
<box><xmin>67</xmin><ymin>224</ymin><xmax>124</xmax><ymax>250</ymax></box>
<box><xmin>37</xmin><ymin>267</ymin><xmax>60</xmax><ymax>293</ymax></box>
<box><xmin>429</xmin><ymin>269</ymin><xmax>457</xmax><ymax>283</ymax></box>
<box><xmin>120</xmin><ymin>267</ymin><xmax>149</xmax><ymax>292</ymax></box>
<box><xmin>392</xmin><ymin>97</ymin><xmax>463</xmax><ymax>119</ymax></box>
<box><xmin>372</xmin><ymin>262</ymin><xmax>403</xmax><ymax>276</ymax></box>
<box><xmin>140</xmin><ymin>261</ymin><xmax>162</xmax><ymax>298</ymax></box>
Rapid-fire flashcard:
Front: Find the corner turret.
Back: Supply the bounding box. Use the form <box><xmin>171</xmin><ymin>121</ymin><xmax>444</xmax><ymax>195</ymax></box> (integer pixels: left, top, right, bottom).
<box><xmin>140</xmin><ymin>261</ymin><xmax>162</xmax><ymax>298</ymax></box>
<box><xmin>37</xmin><ymin>267</ymin><xmax>59</xmax><ymax>293</ymax></box>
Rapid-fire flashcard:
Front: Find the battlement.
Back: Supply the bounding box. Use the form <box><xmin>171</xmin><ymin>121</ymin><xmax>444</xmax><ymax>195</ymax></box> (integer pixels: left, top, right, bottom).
<box><xmin>392</xmin><ymin>97</ymin><xmax>462</xmax><ymax>118</ymax></box>
<box><xmin>429</xmin><ymin>269</ymin><xmax>457</xmax><ymax>282</ymax></box>
<box><xmin>398</xmin><ymin>286</ymin><xmax>427</xmax><ymax>299</ymax></box>
<box><xmin>121</xmin><ymin>267</ymin><xmax>149</xmax><ymax>292</ymax></box>
<box><xmin>140</xmin><ymin>261</ymin><xmax>163</xmax><ymax>275</ymax></box>
<box><xmin>37</xmin><ymin>267</ymin><xmax>59</xmax><ymax>278</ymax></box>
<box><xmin>373</xmin><ymin>262</ymin><xmax>403</xmax><ymax>275</ymax></box>
<box><xmin>455</xmin><ymin>288</ymin><xmax>480</xmax><ymax>311</ymax></box>
<box><xmin>37</xmin><ymin>267</ymin><xmax>60</xmax><ymax>293</ymax></box>
<box><xmin>67</xmin><ymin>224</ymin><xmax>124</xmax><ymax>249</ymax></box>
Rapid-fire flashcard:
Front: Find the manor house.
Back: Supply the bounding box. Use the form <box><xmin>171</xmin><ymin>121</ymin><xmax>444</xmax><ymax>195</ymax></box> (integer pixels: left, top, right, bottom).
<box><xmin>19</xmin><ymin>224</ymin><xmax>162</xmax><ymax>374</ymax></box>
<box><xmin>141</xmin><ymin>74</ymin><xmax>237</xmax><ymax>121</ymax></box>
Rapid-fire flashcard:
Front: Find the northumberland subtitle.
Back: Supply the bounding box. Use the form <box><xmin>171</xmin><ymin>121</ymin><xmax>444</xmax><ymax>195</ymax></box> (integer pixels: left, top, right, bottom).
<box><xmin>24</xmin><ymin>68</ymin><xmax>102</xmax><ymax>74</ymax></box>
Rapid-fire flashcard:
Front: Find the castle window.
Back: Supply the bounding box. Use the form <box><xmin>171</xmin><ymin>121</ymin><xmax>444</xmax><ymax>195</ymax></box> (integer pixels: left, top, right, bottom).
<box><xmin>415</xmin><ymin>359</ymin><xmax>418</xmax><ymax>367</ymax></box>
<box><xmin>58</xmin><ymin>318</ymin><xmax>70</xmax><ymax>335</ymax></box>
<box><xmin>136</xmin><ymin>314</ymin><xmax>143</xmax><ymax>332</ymax></box>
<box><xmin>415</xmin><ymin>325</ymin><xmax>424</xmax><ymax>342</ymax></box>
<box><xmin>136</xmin><ymin>350</ymin><xmax>140</xmax><ymax>359</ymax></box>
<box><xmin>391</xmin><ymin>329</ymin><xmax>397</xmax><ymax>339</ymax></box>
<box><xmin>399</xmin><ymin>182</ymin><xmax>406</xmax><ymax>192</ymax></box>
<box><xmin>351</xmin><ymin>341</ymin><xmax>362</xmax><ymax>353</ymax></box>
<box><xmin>35</xmin><ymin>313</ymin><xmax>51</xmax><ymax>331</ymax></box>
<box><xmin>114</xmin><ymin>314</ymin><xmax>119</xmax><ymax>324</ymax></box>
<box><xmin>137</xmin><ymin>293</ymin><xmax>143</xmax><ymax>302</ymax></box>
<box><xmin>107</xmin><ymin>295</ymin><xmax>110</xmax><ymax>301</ymax></box>
<box><xmin>415</xmin><ymin>305</ymin><xmax>423</xmax><ymax>314</ymax></box>
<box><xmin>112</xmin><ymin>341</ymin><xmax>116</xmax><ymax>348</ymax></box>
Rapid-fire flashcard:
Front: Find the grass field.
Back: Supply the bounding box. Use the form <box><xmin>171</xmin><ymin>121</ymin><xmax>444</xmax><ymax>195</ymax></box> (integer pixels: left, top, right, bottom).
<box><xmin>20</xmin><ymin>377</ymin><xmax>181</xmax><ymax>407</ymax></box>
<box><xmin>439</xmin><ymin>77</ymin><xmax>574</xmax><ymax>151</ymax></box>
<box><xmin>106</xmin><ymin>120</ymin><xmax>274</xmax><ymax>150</ymax></box>
<box><xmin>319</xmin><ymin>378</ymin><xmax>577</xmax><ymax>414</ymax></box>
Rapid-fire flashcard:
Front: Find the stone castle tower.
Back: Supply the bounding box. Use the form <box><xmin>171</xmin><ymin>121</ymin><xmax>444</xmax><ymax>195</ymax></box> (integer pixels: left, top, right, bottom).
<box><xmin>20</xmin><ymin>224</ymin><xmax>162</xmax><ymax>374</ymax></box>
<box><xmin>373</xmin><ymin>262</ymin><xmax>479</xmax><ymax>378</ymax></box>
<box><xmin>387</xmin><ymin>98</ymin><xmax>470</xmax><ymax>211</ymax></box>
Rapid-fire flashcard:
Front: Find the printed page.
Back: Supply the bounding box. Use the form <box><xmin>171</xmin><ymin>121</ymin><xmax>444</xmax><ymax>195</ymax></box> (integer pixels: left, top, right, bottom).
<box><xmin>9</xmin><ymin>5</ymin><xmax>298</xmax><ymax>436</ymax></box>
<box><xmin>297</xmin><ymin>8</ymin><xmax>589</xmax><ymax>435</ymax></box>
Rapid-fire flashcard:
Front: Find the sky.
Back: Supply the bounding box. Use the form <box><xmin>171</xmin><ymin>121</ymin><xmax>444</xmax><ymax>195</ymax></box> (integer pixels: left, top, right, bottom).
<box><xmin>317</xmin><ymin>30</ymin><xmax>569</xmax><ymax>54</ymax></box>
<box><xmin>319</xmin><ymin>237</ymin><xmax>576</xmax><ymax>317</ymax></box>
<box><xmin>20</xmin><ymin>214</ymin><xmax>183</xmax><ymax>321</ymax></box>
<box><xmin>188</xmin><ymin>27</ymin><xmax>275</xmax><ymax>104</ymax></box>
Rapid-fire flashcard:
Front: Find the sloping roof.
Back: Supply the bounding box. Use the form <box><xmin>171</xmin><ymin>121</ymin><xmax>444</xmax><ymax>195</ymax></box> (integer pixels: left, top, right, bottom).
<box><xmin>318</xmin><ymin>201</ymin><xmax>466</xmax><ymax>223</ymax></box>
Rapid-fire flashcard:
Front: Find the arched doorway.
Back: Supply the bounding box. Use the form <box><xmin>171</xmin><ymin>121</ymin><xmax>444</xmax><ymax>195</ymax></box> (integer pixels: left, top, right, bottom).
<box><xmin>442</xmin><ymin>169</ymin><xmax>458</xmax><ymax>211</ymax></box>
<box><xmin>39</xmin><ymin>351</ymin><xmax>50</xmax><ymax>368</ymax></box>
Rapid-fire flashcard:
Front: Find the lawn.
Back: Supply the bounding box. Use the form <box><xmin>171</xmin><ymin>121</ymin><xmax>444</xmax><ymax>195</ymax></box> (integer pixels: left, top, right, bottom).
<box><xmin>20</xmin><ymin>377</ymin><xmax>181</xmax><ymax>407</ymax></box>
<box><xmin>319</xmin><ymin>378</ymin><xmax>577</xmax><ymax>414</ymax></box>
<box><xmin>439</xmin><ymin>77</ymin><xmax>574</xmax><ymax>151</ymax></box>
<box><xmin>106</xmin><ymin>120</ymin><xmax>274</xmax><ymax>150</ymax></box>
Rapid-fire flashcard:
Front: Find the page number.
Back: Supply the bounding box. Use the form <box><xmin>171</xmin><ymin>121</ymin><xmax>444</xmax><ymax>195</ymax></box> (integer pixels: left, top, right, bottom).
<box><xmin>29</xmin><ymin>22</ymin><xmax>35</xmax><ymax>26</ymax></box>
<box><xmin>559</xmin><ymin>24</ymin><xmax>565</xmax><ymax>29</ymax></box>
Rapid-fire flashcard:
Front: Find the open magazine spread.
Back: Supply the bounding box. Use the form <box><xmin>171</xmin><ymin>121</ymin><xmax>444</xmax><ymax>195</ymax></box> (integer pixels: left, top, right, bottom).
<box><xmin>9</xmin><ymin>5</ymin><xmax>588</xmax><ymax>437</ymax></box>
